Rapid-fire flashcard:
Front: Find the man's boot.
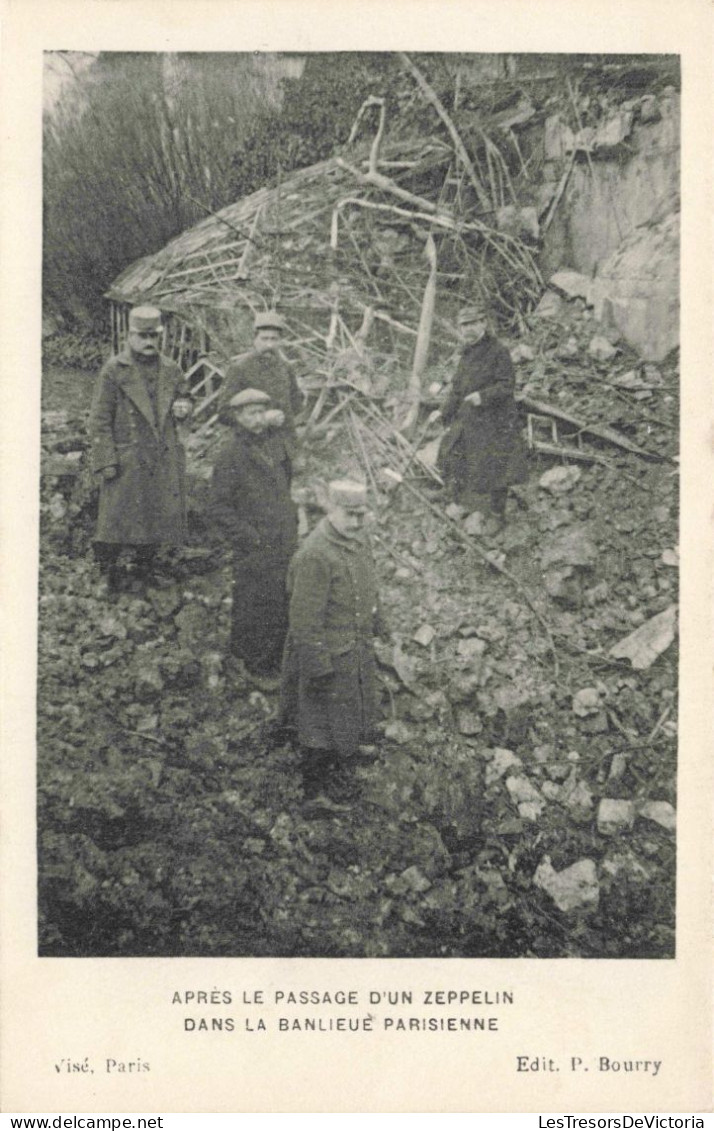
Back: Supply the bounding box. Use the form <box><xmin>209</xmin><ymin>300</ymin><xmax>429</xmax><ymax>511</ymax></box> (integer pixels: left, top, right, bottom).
<box><xmin>301</xmin><ymin>749</ymin><xmax>352</xmax><ymax>813</ymax></box>
<box><xmin>133</xmin><ymin>544</ymin><xmax>158</xmax><ymax>587</ymax></box>
<box><xmin>94</xmin><ymin>542</ymin><xmax>123</xmax><ymax>594</ymax></box>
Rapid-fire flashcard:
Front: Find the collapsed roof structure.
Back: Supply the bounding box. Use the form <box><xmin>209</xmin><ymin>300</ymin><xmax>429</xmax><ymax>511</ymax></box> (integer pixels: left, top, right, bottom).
<box><xmin>105</xmin><ymin>54</ymin><xmax>679</xmax><ymax>459</ymax></box>
<box><xmin>105</xmin><ymin>56</ymin><xmax>548</xmax><ymax>396</ymax></box>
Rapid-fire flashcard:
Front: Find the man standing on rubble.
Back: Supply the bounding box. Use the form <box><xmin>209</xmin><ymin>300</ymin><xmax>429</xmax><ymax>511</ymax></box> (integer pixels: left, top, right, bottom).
<box><xmin>89</xmin><ymin>304</ymin><xmax>191</xmax><ymax>592</ymax></box>
<box><xmin>219</xmin><ymin>310</ymin><xmax>303</xmax><ymax>457</ymax></box>
<box><xmin>278</xmin><ymin>480</ymin><xmax>386</xmax><ymax>807</ymax></box>
<box><xmin>209</xmin><ymin>388</ymin><xmax>298</xmax><ymax>692</ymax></box>
<box><xmin>437</xmin><ymin>301</ymin><xmax>527</xmax><ymax>528</ymax></box>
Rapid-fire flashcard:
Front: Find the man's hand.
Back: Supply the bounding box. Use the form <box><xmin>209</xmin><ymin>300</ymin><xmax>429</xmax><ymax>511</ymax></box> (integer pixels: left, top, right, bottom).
<box><xmin>463</xmin><ymin>391</ymin><xmax>482</xmax><ymax>407</ymax></box>
<box><xmin>102</xmin><ymin>466</ymin><xmax>118</xmax><ymax>481</ymax></box>
<box><xmin>264</xmin><ymin>408</ymin><xmax>285</xmax><ymax>428</ymax></box>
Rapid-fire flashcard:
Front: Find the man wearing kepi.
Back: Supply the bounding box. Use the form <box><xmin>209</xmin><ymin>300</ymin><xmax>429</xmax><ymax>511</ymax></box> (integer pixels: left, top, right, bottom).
<box><xmin>437</xmin><ymin>301</ymin><xmax>527</xmax><ymax>527</ymax></box>
<box><xmin>89</xmin><ymin>304</ymin><xmax>191</xmax><ymax>591</ymax></box>
<box><xmin>279</xmin><ymin>480</ymin><xmax>385</xmax><ymax>804</ymax></box>
<box><xmin>209</xmin><ymin>388</ymin><xmax>297</xmax><ymax>692</ymax></box>
<box><xmin>219</xmin><ymin>310</ymin><xmax>303</xmax><ymax>456</ymax></box>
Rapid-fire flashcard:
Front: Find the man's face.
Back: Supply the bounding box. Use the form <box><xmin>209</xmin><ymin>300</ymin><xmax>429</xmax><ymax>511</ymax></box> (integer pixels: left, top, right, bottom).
<box><xmin>459</xmin><ymin>318</ymin><xmax>487</xmax><ymax>345</ymax></box>
<box><xmin>328</xmin><ymin>504</ymin><xmax>368</xmax><ymax>540</ymax></box>
<box><xmin>234</xmin><ymin>404</ymin><xmax>269</xmax><ymax>434</ymax></box>
<box><xmin>254</xmin><ymin>328</ymin><xmax>281</xmax><ymax>353</ymax></box>
<box><xmin>128</xmin><ymin>327</ymin><xmax>161</xmax><ymax>357</ymax></box>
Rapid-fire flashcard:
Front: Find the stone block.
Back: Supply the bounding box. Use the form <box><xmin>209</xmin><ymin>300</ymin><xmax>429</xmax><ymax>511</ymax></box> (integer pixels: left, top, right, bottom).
<box><xmin>597</xmin><ymin>798</ymin><xmax>636</xmax><ymax>835</ymax></box>
<box><xmin>534</xmin><ymin>856</ymin><xmax>599</xmax><ymax>913</ymax></box>
<box><xmin>638</xmin><ymin>800</ymin><xmax>676</xmax><ymax>831</ymax></box>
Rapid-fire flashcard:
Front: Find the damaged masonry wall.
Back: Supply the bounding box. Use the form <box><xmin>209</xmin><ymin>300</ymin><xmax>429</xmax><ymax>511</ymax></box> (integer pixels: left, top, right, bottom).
<box><xmin>106</xmin><ymin>63</ymin><xmax>680</xmax><ymax>368</ymax></box>
<box><xmin>541</xmin><ymin>90</ymin><xmax>680</xmax><ymax>362</ymax></box>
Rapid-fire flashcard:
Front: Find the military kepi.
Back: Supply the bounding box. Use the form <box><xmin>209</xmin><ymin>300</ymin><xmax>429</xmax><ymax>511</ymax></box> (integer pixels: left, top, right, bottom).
<box><xmin>229</xmin><ymin>388</ymin><xmax>271</xmax><ymax>409</ymax></box>
<box><xmin>327</xmin><ymin>479</ymin><xmax>369</xmax><ymax>512</ymax></box>
<box><xmin>254</xmin><ymin>310</ymin><xmax>286</xmax><ymax>332</ymax></box>
<box><xmin>129</xmin><ymin>305</ymin><xmax>162</xmax><ymax>332</ymax></box>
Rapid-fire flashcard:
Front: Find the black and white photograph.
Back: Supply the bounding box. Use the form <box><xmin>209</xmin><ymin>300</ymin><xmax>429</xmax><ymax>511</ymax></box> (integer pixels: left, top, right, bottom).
<box><xmin>37</xmin><ymin>48</ymin><xmax>683</xmax><ymax>961</ymax></box>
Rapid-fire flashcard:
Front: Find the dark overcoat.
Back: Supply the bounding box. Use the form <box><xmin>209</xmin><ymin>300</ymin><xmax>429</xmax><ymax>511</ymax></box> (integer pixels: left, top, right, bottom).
<box><xmin>209</xmin><ymin>427</ymin><xmax>298</xmax><ymax>672</ymax></box>
<box><xmin>219</xmin><ymin>349</ymin><xmax>302</xmax><ymax>454</ymax></box>
<box><xmin>279</xmin><ymin>518</ymin><xmax>380</xmax><ymax>757</ymax></box>
<box><xmin>438</xmin><ymin>333</ymin><xmax>527</xmax><ymax>506</ymax></box>
<box><xmin>89</xmin><ymin>349</ymin><xmax>187</xmax><ymax>545</ymax></box>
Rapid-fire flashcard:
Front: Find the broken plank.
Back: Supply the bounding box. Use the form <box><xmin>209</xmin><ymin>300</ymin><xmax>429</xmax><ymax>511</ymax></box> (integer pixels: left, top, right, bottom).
<box><xmin>529</xmin><ymin>440</ymin><xmax>609</xmax><ymax>465</ymax></box>
<box><xmin>517</xmin><ymin>394</ymin><xmax>664</xmax><ymax>459</ymax></box>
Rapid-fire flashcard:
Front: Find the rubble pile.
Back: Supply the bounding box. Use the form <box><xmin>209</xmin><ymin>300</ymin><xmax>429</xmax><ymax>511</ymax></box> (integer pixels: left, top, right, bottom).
<box><xmin>38</xmin><ymin>288</ymin><xmax>678</xmax><ymax>956</ymax></box>
<box><xmin>38</xmin><ymin>57</ymin><xmax>679</xmax><ymax>958</ymax></box>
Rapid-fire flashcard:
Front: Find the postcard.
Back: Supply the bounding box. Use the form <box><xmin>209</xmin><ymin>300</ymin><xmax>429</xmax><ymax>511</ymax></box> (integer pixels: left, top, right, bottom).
<box><xmin>1</xmin><ymin>0</ymin><xmax>711</xmax><ymax>1114</ymax></box>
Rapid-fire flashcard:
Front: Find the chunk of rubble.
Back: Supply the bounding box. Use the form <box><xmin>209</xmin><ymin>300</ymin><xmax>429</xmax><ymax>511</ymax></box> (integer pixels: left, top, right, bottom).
<box><xmin>541</xmin><ymin>781</ymin><xmax>561</xmax><ymax>801</ymax></box>
<box><xmin>639</xmin><ymin>95</ymin><xmax>661</xmax><ymax>124</ymax></box>
<box><xmin>534</xmin><ymin>856</ymin><xmax>599</xmax><ymax>913</ymax></box>
<box><xmin>456</xmin><ymin>709</ymin><xmax>482</xmax><ymax>737</ymax></box>
<box><xmin>463</xmin><ymin>510</ymin><xmax>485</xmax><ymax>536</ymax></box>
<box><xmin>510</xmin><ymin>343</ymin><xmax>535</xmax><ymax>364</ymax></box>
<box><xmin>448</xmin><ymin>668</ymin><xmax>482</xmax><ymax>703</ymax></box>
<box><xmin>539</xmin><ymin>466</ymin><xmax>582</xmax><ymax>494</ymax></box>
<box><xmin>399</xmin><ymin>865</ymin><xmax>432</xmax><ymax>894</ymax></box>
<box><xmin>541</xmin><ymin>523</ymin><xmax>598</xmax><ymax>568</ymax></box>
<box><xmin>457</xmin><ymin>637</ymin><xmax>487</xmax><ymax>662</ymax></box>
<box><xmin>546</xmin><ymin>762</ymin><xmax>571</xmax><ymax>782</ymax></box>
<box><xmin>597</xmin><ymin>798</ymin><xmax>636</xmax><ymax>835</ymax></box>
<box><xmin>445</xmin><ymin>502</ymin><xmax>467</xmax><ymax>521</ymax></box>
<box><xmin>544</xmin><ymin>565</ymin><xmax>575</xmax><ymax>601</ymax></box>
<box><xmin>533</xmin><ymin>745</ymin><xmax>553</xmax><ymax>764</ymax></box>
<box><xmin>485</xmin><ymin>748</ymin><xmax>522</xmax><ymax>786</ymax></box>
<box><xmin>560</xmin><ymin>777</ymin><xmax>595</xmax><ymax>823</ymax></box>
<box><xmin>497</xmin><ymin>204</ymin><xmax>539</xmax><ymax>241</ymax></box>
<box><xmin>412</xmin><ymin>623</ymin><xmax>436</xmax><ymax>647</ymax></box>
<box><xmin>534</xmin><ymin>290</ymin><xmax>564</xmax><ymax>319</ymax></box>
<box><xmin>506</xmin><ymin>775</ymin><xmax>546</xmax><ymax>819</ymax></box>
<box><xmin>588</xmin><ymin>335</ymin><xmax>618</xmax><ymax>362</ymax></box>
<box><xmin>638</xmin><ymin>800</ymin><xmax>676</xmax><ymax>831</ymax></box>
<box><xmin>608</xmin><ymin>753</ymin><xmax>628</xmax><ymax>782</ymax></box>
<box><xmin>609</xmin><ymin>604</ymin><xmax>677</xmax><ymax>669</ymax></box>
<box><xmin>48</xmin><ymin>495</ymin><xmax>68</xmax><ymax>520</ymax></box>
<box><xmin>550</xmin><ymin>270</ymin><xmax>591</xmax><ymax>300</ymax></box>
<box><xmin>585</xmin><ymin>581</ymin><xmax>609</xmax><ymax>606</ymax></box>
<box><xmin>572</xmin><ymin>687</ymin><xmax>602</xmax><ymax>717</ymax></box>
<box><xmin>383</xmin><ymin>720</ymin><xmax>414</xmax><ymax>745</ymax></box>
<box><xmin>594</xmin><ymin>110</ymin><xmax>634</xmax><ymax>150</ymax></box>
<box><xmin>601</xmin><ymin>850</ymin><xmax>652</xmax><ymax>883</ymax></box>
<box><xmin>98</xmin><ymin>614</ymin><xmax>127</xmax><ymax>640</ymax></box>
<box><xmin>134</xmin><ymin>665</ymin><xmax>165</xmax><ymax>700</ymax></box>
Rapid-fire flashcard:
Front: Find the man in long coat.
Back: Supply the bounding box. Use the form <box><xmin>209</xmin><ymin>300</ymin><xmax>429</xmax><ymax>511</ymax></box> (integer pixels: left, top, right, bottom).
<box><xmin>438</xmin><ymin>302</ymin><xmax>527</xmax><ymax>523</ymax></box>
<box><xmin>209</xmin><ymin>388</ymin><xmax>298</xmax><ymax>690</ymax></box>
<box><xmin>218</xmin><ymin>311</ymin><xmax>303</xmax><ymax>458</ymax></box>
<box><xmin>278</xmin><ymin>480</ymin><xmax>384</xmax><ymax>803</ymax></box>
<box><xmin>89</xmin><ymin>305</ymin><xmax>190</xmax><ymax>590</ymax></box>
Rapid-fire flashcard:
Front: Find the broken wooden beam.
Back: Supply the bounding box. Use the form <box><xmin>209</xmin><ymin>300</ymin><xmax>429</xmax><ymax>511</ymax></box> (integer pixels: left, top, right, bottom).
<box><xmin>517</xmin><ymin>394</ymin><xmax>665</xmax><ymax>460</ymax></box>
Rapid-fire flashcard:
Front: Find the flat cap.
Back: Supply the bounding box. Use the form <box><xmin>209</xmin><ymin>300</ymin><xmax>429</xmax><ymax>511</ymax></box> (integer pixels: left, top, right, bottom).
<box><xmin>129</xmin><ymin>305</ymin><xmax>162</xmax><ymax>332</ymax></box>
<box><xmin>229</xmin><ymin>388</ymin><xmax>271</xmax><ymax>409</ymax></box>
<box><xmin>327</xmin><ymin>479</ymin><xmax>369</xmax><ymax>511</ymax></box>
<box><xmin>457</xmin><ymin>302</ymin><xmax>489</xmax><ymax>325</ymax></box>
<box><xmin>254</xmin><ymin>310</ymin><xmax>286</xmax><ymax>332</ymax></box>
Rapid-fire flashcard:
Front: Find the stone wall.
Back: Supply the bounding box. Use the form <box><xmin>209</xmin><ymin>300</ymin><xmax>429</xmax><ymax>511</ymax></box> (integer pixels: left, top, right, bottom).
<box><xmin>540</xmin><ymin>91</ymin><xmax>679</xmax><ymax>361</ymax></box>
